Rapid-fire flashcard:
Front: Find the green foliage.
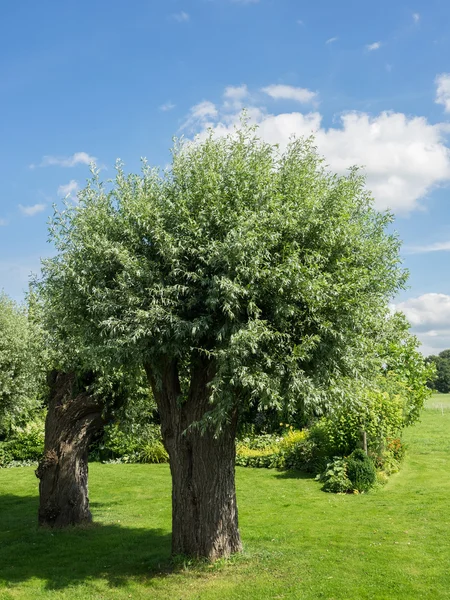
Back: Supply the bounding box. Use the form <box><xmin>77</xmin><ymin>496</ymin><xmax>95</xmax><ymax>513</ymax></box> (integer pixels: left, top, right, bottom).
<box><xmin>317</xmin><ymin>449</ymin><xmax>376</xmax><ymax>494</ymax></box>
<box><xmin>93</xmin><ymin>422</ymin><xmax>168</xmax><ymax>464</ymax></box>
<box><xmin>38</xmin><ymin>123</ymin><xmax>406</xmax><ymax>429</ymax></box>
<box><xmin>317</xmin><ymin>457</ymin><xmax>353</xmax><ymax>493</ymax></box>
<box><xmin>426</xmin><ymin>350</ymin><xmax>450</xmax><ymax>393</ymax></box>
<box><xmin>236</xmin><ymin>429</ymin><xmax>309</xmax><ymax>469</ymax></box>
<box><xmin>87</xmin><ymin>368</ymin><xmax>168</xmax><ymax>464</ymax></box>
<box><xmin>0</xmin><ymin>413</ymin><xmax>45</xmax><ymax>466</ymax></box>
<box><xmin>345</xmin><ymin>448</ymin><xmax>376</xmax><ymax>492</ymax></box>
<box><xmin>313</xmin><ymin>314</ymin><xmax>432</xmax><ymax>459</ymax></box>
<box><xmin>235</xmin><ymin>427</ymin><xmax>334</xmax><ymax>473</ymax></box>
<box><xmin>0</xmin><ymin>293</ymin><xmax>46</xmax><ymax>437</ymax></box>
<box><xmin>371</xmin><ymin>437</ymin><xmax>406</xmax><ymax>475</ymax></box>
<box><xmin>138</xmin><ymin>440</ymin><xmax>169</xmax><ymax>464</ymax></box>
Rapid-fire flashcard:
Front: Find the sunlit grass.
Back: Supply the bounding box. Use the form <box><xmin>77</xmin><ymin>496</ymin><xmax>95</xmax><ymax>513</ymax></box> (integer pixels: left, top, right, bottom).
<box><xmin>0</xmin><ymin>402</ymin><xmax>449</xmax><ymax>599</ymax></box>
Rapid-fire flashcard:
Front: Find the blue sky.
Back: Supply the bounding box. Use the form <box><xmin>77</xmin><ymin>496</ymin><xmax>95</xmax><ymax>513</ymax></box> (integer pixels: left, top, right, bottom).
<box><xmin>1</xmin><ymin>0</ymin><xmax>450</xmax><ymax>354</ymax></box>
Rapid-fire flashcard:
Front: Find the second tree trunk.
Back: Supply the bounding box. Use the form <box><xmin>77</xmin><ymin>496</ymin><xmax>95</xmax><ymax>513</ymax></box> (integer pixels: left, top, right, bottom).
<box><xmin>36</xmin><ymin>371</ymin><xmax>104</xmax><ymax>527</ymax></box>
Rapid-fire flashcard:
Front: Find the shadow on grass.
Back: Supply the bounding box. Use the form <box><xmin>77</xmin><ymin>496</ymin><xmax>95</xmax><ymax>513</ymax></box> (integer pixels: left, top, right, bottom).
<box><xmin>0</xmin><ymin>494</ymin><xmax>172</xmax><ymax>590</ymax></box>
<box><xmin>274</xmin><ymin>469</ymin><xmax>316</xmax><ymax>480</ymax></box>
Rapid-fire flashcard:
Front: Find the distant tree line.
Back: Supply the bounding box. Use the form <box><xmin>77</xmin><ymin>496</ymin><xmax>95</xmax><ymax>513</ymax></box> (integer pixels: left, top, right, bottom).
<box><xmin>426</xmin><ymin>350</ymin><xmax>450</xmax><ymax>393</ymax></box>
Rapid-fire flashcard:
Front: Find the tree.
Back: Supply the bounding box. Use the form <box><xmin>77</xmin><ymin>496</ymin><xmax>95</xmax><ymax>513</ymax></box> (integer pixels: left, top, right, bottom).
<box><xmin>38</xmin><ymin>125</ymin><xmax>406</xmax><ymax>559</ymax></box>
<box><xmin>426</xmin><ymin>350</ymin><xmax>450</xmax><ymax>393</ymax></box>
<box><xmin>0</xmin><ymin>292</ymin><xmax>45</xmax><ymax>437</ymax></box>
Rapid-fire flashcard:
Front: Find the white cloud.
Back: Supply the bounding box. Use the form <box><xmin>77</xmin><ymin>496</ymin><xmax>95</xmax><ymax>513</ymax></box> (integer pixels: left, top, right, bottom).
<box><xmin>366</xmin><ymin>41</ymin><xmax>381</xmax><ymax>51</ymax></box>
<box><xmin>187</xmin><ymin>88</ymin><xmax>450</xmax><ymax>214</ymax></box>
<box><xmin>0</xmin><ymin>218</ymin><xmax>7</xmax><ymax>226</ymax></box>
<box><xmin>224</xmin><ymin>85</ymin><xmax>249</xmax><ymax>101</ymax></box>
<box><xmin>224</xmin><ymin>85</ymin><xmax>250</xmax><ymax>109</ymax></box>
<box><xmin>172</xmin><ymin>11</ymin><xmax>189</xmax><ymax>22</ymax></box>
<box><xmin>413</xmin><ymin>12</ymin><xmax>420</xmax><ymax>23</ymax></box>
<box><xmin>394</xmin><ymin>293</ymin><xmax>450</xmax><ymax>355</ymax></box>
<box><xmin>31</xmin><ymin>151</ymin><xmax>96</xmax><ymax>169</ymax></box>
<box><xmin>326</xmin><ymin>37</ymin><xmax>338</xmax><ymax>44</ymax></box>
<box><xmin>314</xmin><ymin>111</ymin><xmax>450</xmax><ymax>214</ymax></box>
<box><xmin>160</xmin><ymin>101</ymin><xmax>176</xmax><ymax>111</ymax></box>
<box><xmin>261</xmin><ymin>84</ymin><xmax>318</xmax><ymax>104</ymax></box>
<box><xmin>407</xmin><ymin>240</ymin><xmax>450</xmax><ymax>254</ymax></box>
<box><xmin>57</xmin><ymin>180</ymin><xmax>79</xmax><ymax>200</ymax></box>
<box><xmin>18</xmin><ymin>203</ymin><xmax>46</xmax><ymax>217</ymax></box>
<box><xmin>180</xmin><ymin>100</ymin><xmax>218</xmax><ymax>131</ymax></box>
<box><xmin>436</xmin><ymin>73</ymin><xmax>450</xmax><ymax>113</ymax></box>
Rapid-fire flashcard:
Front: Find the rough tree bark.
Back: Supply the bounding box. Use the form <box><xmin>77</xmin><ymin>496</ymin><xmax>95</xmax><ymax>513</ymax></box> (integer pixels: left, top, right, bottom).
<box><xmin>145</xmin><ymin>357</ymin><xmax>243</xmax><ymax>561</ymax></box>
<box><xmin>35</xmin><ymin>371</ymin><xmax>105</xmax><ymax>527</ymax></box>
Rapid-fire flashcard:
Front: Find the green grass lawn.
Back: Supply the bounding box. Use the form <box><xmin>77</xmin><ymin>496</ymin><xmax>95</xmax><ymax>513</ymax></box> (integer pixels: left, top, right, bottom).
<box><xmin>1</xmin><ymin>399</ymin><xmax>449</xmax><ymax>600</ymax></box>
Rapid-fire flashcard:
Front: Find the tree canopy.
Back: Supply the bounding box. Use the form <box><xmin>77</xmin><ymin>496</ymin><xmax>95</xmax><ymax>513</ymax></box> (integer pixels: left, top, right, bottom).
<box><xmin>40</xmin><ymin>127</ymin><xmax>406</xmax><ymax>422</ymax></box>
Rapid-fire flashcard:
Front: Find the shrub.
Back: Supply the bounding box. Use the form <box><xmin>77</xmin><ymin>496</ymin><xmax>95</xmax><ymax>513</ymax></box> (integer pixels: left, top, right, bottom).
<box><xmin>138</xmin><ymin>440</ymin><xmax>169</xmax><ymax>464</ymax></box>
<box><xmin>370</xmin><ymin>437</ymin><xmax>406</xmax><ymax>475</ymax></box>
<box><xmin>93</xmin><ymin>422</ymin><xmax>169</xmax><ymax>464</ymax></box>
<box><xmin>317</xmin><ymin>457</ymin><xmax>353</xmax><ymax>493</ymax></box>
<box><xmin>235</xmin><ymin>427</ymin><xmax>334</xmax><ymax>472</ymax></box>
<box><xmin>345</xmin><ymin>448</ymin><xmax>376</xmax><ymax>492</ymax></box>
<box><xmin>236</xmin><ymin>428</ymin><xmax>308</xmax><ymax>469</ymax></box>
<box><xmin>0</xmin><ymin>416</ymin><xmax>45</xmax><ymax>466</ymax></box>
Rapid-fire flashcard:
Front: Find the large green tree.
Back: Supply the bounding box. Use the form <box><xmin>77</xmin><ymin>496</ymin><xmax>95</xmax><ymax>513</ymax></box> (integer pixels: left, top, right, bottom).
<box><xmin>39</xmin><ymin>126</ymin><xmax>406</xmax><ymax>559</ymax></box>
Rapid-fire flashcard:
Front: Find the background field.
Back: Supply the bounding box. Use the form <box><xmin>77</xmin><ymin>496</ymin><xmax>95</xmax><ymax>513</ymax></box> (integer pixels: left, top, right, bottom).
<box><xmin>1</xmin><ymin>396</ymin><xmax>449</xmax><ymax>600</ymax></box>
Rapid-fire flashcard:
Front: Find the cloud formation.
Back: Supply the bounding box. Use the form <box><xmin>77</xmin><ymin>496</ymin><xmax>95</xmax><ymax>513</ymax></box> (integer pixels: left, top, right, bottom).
<box><xmin>407</xmin><ymin>240</ymin><xmax>450</xmax><ymax>254</ymax></box>
<box><xmin>366</xmin><ymin>41</ymin><xmax>381</xmax><ymax>51</ymax></box>
<box><xmin>19</xmin><ymin>203</ymin><xmax>46</xmax><ymax>217</ymax></box>
<box><xmin>57</xmin><ymin>180</ymin><xmax>79</xmax><ymax>200</ymax></box>
<box><xmin>180</xmin><ymin>100</ymin><xmax>218</xmax><ymax>131</ymax></box>
<box><xmin>185</xmin><ymin>86</ymin><xmax>450</xmax><ymax>214</ymax></box>
<box><xmin>394</xmin><ymin>293</ymin><xmax>450</xmax><ymax>355</ymax></box>
<box><xmin>31</xmin><ymin>151</ymin><xmax>96</xmax><ymax>169</ymax></box>
<box><xmin>223</xmin><ymin>85</ymin><xmax>250</xmax><ymax>110</ymax></box>
<box><xmin>261</xmin><ymin>84</ymin><xmax>318</xmax><ymax>104</ymax></box>
<box><xmin>436</xmin><ymin>73</ymin><xmax>450</xmax><ymax>113</ymax></box>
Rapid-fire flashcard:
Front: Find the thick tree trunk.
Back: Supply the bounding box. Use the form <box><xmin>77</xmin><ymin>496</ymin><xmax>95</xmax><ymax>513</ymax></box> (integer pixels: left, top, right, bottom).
<box><xmin>35</xmin><ymin>371</ymin><xmax>104</xmax><ymax>527</ymax></box>
<box><xmin>145</xmin><ymin>358</ymin><xmax>242</xmax><ymax>561</ymax></box>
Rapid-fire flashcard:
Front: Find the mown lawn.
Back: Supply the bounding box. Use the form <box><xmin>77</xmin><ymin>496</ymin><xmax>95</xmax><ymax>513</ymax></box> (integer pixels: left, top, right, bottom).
<box><xmin>1</xmin><ymin>397</ymin><xmax>449</xmax><ymax>600</ymax></box>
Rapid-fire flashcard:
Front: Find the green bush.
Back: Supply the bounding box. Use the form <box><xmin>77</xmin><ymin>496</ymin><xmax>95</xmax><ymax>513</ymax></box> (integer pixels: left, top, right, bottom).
<box><xmin>317</xmin><ymin>457</ymin><xmax>353</xmax><ymax>493</ymax></box>
<box><xmin>0</xmin><ymin>417</ymin><xmax>45</xmax><ymax>466</ymax></box>
<box><xmin>370</xmin><ymin>437</ymin><xmax>406</xmax><ymax>475</ymax></box>
<box><xmin>138</xmin><ymin>440</ymin><xmax>168</xmax><ymax>464</ymax></box>
<box><xmin>93</xmin><ymin>421</ymin><xmax>169</xmax><ymax>464</ymax></box>
<box><xmin>346</xmin><ymin>448</ymin><xmax>376</xmax><ymax>492</ymax></box>
<box><xmin>236</xmin><ymin>428</ymin><xmax>313</xmax><ymax>470</ymax></box>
